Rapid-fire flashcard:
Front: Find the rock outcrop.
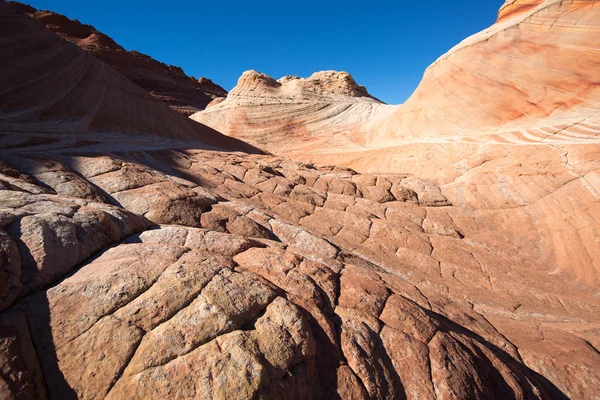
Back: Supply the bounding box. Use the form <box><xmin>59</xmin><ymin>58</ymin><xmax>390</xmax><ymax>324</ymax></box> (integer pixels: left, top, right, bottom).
<box><xmin>0</xmin><ymin>2</ymin><xmax>258</xmax><ymax>153</ymax></box>
<box><xmin>1</xmin><ymin>1</ymin><xmax>599</xmax><ymax>400</ymax></box>
<box><xmin>194</xmin><ymin>0</ymin><xmax>600</xmax><ymax>151</ymax></box>
<box><xmin>11</xmin><ymin>1</ymin><xmax>228</xmax><ymax>115</ymax></box>
<box><xmin>497</xmin><ymin>0</ymin><xmax>545</xmax><ymax>21</ymax></box>
<box><xmin>372</xmin><ymin>0</ymin><xmax>600</xmax><ymax>145</ymax></box>
<box><xmin>288</xmin><ymin>0</ymin><xmax>600</xmax><ymax>301</ymax></box>
<box><xmin>193</xmin><ymin>70</ymin><xmax>397</xmax><ymax>152</ymax></box>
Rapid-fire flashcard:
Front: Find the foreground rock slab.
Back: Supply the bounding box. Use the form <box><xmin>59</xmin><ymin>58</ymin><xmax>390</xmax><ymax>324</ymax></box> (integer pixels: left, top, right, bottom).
<box><xmin>0</xmin><ymin>147</ymin><xmax>598</xmax><ymax>399</ymax></box>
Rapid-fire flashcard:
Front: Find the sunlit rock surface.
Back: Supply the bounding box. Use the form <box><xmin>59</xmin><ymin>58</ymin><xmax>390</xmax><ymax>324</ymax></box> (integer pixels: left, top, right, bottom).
<box><xmin>192</xmin><ymin>69</ymin><xmax>398</xmax><ymax>152</ymax></box>
<box><xmin>0</xmin><ymin>1</ymin><xmax>599</xmax><ymax>399</ymax></box>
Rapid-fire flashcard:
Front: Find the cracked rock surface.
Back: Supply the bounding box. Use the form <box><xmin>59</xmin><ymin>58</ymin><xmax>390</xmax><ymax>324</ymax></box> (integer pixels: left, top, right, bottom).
<box><xmin>1</xmin><ymin>1</ymin><xmax>599</xmax><ymax>400</ymax></box>
<box><xmin>1</xmin><ymin>148</ymin><xmax>598</xmax><ymax>399</ymax></box>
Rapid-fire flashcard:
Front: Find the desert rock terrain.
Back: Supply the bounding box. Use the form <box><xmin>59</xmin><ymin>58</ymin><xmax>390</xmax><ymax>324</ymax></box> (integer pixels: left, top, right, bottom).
<box><xmin>0</xmin><ymin>1</ymin><xmax>599</xmax><ymax>399</ymax></box>
<box><xmin>11</xmin><ymin>2</ymin><xmax>228</xmax><ymax>115</ymax></box>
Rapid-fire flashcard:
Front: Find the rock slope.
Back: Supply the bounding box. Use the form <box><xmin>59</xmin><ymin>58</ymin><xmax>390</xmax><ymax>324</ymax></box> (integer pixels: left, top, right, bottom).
<box><xmin>373</xmin><ymin>0</ymin><xmax>600</xmax><ymax>145</ymax></box>
<box><xmin>193</xmin><ymin>0</ymin><xmax>600</xmax><ymax>150</ymax></box>
<box><xmin>0</xmin><ymin>2</ymin><xmax>258</xmax><ymax>153</ymax></box>
<box><xmin>1</xmin><ymin>2</ymin><xmax>599</xmax><ymax>400</ymax></box>
<box><xmin>11</xmin><ymin>1</ymin><xmax>228</xmax><ymax>115</ymax></box>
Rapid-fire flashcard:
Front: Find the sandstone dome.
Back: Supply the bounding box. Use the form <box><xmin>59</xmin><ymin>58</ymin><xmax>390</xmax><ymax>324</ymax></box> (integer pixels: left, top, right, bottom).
<box><xmin>192</xmin><ymin>70</ymin><xmax>396</xmax><ymax>152</ymax></box>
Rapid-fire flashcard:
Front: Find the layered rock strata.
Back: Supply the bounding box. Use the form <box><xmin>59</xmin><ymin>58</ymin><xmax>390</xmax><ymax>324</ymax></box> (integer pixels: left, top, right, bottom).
<box><xmin>0</xmin><ymin>2</ymin><xmax>257</xmax><ymax>153</ymax></box>
<box><xmin>11</xmin><ymin>1</ymin><xmax>228</xmax><ymax>115</ymax></box>
<box><xmin>193</xmin><ymin>70</ymin><xmax>397</xmax><ymax>152</ymax></box>
<box><xmin>194</xmin><ymin>0</ymin><xmax>600</xmax><ymax>151</ymax></box>
<box><xmin>0</xmin><ymin>2</ymin><xmax>599</xmax><ymax>399</ymax></box>
<box><xmin>192</xmin><ymin>0</ymin><xmax>600</xmax><ymax>340</ymax></box>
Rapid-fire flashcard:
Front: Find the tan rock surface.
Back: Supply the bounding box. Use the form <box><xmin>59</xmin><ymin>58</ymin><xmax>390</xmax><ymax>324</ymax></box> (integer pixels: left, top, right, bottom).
<box><xmin>192</xmin><ymin>70</ymin><xmax>398</xmax><ymax>152</ymax></box>
<box><xmin>0</xmin><ymin>1</ymin><xmax>599</xmax><ymax>399</ymax></box>
<box><xmin>0</xmin><ymin>143</ymin><xmax>596</xmax><ymax>398</ymax></box>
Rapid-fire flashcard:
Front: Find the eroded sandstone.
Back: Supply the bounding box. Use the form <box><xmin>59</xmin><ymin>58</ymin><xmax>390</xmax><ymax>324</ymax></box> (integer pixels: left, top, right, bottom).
<box><xmin>0</xmin><ymin>1</ymin><xmax>599</xmax><ymax>399</ymax></box>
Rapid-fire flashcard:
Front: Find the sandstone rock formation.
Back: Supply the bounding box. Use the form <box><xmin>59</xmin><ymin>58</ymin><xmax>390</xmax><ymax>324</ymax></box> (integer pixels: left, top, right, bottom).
<box><xmin>1</xmin><ymin>1</ymin><xmax>599</xmax><ymax>399</ymax></box>
<box><xmin>497</xmin><ymin>0</ymin><xmax>547</xmax><ymax>22</ymax></box>
<box><xmin>194</xmin><ymin>0</ymin><xmax>600</xmax><ymax>152</ymax></box>
<box><xmin>193</xmin><ymin>70</ymin><xmax>397</xmax><ymax>152</ymax></box>
<box><xmin>372</xmin><ymin>0</ymin><xmax>600</xmax><ymax>146</ymax></box>
<box><xmin>193</xmin><ymin>1</ymin><xmax>600</xmax><ymax>369</ymax></box>
<box><xmin>0</xmin><ymin>3</ymin><xmax>258</xmax><ymax>153</ymax></box>
<box><xmin>4</xmin><ymin>146</ymin><xmax>599</xmax><ymax>399</ymax></box>
<box><xmin>288</xmin><ymin>0</ymin><xmax>600</xmax><ymax>307</ymax></box>
<box><xmin>11</xmin><ymin>1</ymin><xmax>228</xmax><ymax>115</ymax></box>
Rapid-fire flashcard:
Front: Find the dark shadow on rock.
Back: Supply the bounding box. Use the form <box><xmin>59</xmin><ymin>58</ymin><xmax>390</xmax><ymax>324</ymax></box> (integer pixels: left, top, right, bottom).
<box><xmin>5</xmin><ymin>218</ymin><xmax>37</xmax><ymax>288</ymax></box>
<box><xmin>427</xmin><ymin>307</ymin><xmax>570</xmax><ymax>400</ymax></box>
<box><xmin>19</xmin><ymin>292</ymin><xmax>78</xmax><ymax>400</ymax></box>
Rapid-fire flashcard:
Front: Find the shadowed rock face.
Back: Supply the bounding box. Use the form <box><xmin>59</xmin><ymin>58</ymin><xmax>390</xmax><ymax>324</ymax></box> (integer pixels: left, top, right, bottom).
<box><xmin>10</xmin><ymin>1</ymin><xmax>227</xmax><ymax>115</ymax></box>
<box><xmin>0</xmin><ymin>2</ymin><xmax>259</xmax><ymax>154</ymax></box>
<box><xmin>1</xmin><ymin>1</ymin><xmax>600</xmax><ymax>400</ymax></box>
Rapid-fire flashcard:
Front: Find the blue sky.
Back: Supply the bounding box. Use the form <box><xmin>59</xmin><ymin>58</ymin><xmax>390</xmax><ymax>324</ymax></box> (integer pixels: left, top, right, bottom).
<box><xmin>24</xmin><ymin>0</ymin><xmax>503</xmax><ymax>104</ymax></box>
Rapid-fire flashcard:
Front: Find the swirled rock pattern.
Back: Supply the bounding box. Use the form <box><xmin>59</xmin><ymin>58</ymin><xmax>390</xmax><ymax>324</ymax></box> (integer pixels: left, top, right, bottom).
<box><xmin>1</xmin><ymin>1</ymin><xmax>600</xmax><ymax>400</ymax></box>
<box><xmin>0</xmin><ymin>2</ymin><xmax>258</xmax><ymax>153</ymax></box>
<box><xmin>498</xmin><ymin>0</ymin><xmax>546</xmax><ymax>22</ymax></box>
<box><xmin>194</xmin><ymin>3</ymin><xmax>600</xmax><ymax>381</ymax></box>
<box><xmin>10</xmin><ymin>1</ymin><xmax>227</xmax><ymax>115</ymax></box>
<box><xmin>291</xmin><ymin>0</ymin><xmax>600</xmax><ymax>303</ymax></box>
<box><xmin>195</xmin><ymin>0</ymin><xmax>600</xmax><ymax>151</ymax></box>
<box><xmin>373</xmin><ymin>0</ymin><xmax>600</xmax><ymax>145</ymax></box>
<box><xmin>192</xmin><ymin>70</ymin><xmax>398</xmax><ymax>152</ymax></box>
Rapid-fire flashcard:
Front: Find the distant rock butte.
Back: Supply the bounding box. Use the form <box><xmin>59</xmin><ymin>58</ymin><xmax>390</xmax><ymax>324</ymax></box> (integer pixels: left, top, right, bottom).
<box><xmin>231</xmin><ymin>70</ymin><xmax>376</xmax><ymax>100</ymax></box>
<box><xmin>10</xmin><ymin>1</ymin><xmax>227</xmax><ymax>115</ymax></box>
<box><xmin>1</xmin><ymin>1</ymin><xmax>599</xmax><ymax>400</ymax></box>
<box><xmin>193</xmin><ymin>70</ymin><xmax>397</xmax><ymax>151</ymax></box>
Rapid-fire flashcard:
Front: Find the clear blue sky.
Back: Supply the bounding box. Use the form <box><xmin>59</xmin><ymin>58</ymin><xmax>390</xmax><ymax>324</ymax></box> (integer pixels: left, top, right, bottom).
<box><xmin>24</xmin><ymin>0</ymin><xmax>503</xmax><ymax>104</ymax></box>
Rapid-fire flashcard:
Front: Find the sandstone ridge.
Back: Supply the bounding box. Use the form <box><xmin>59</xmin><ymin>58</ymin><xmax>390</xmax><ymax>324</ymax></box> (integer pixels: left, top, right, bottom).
<box><xmin>194</xmin><ymin>0</ymin><xmax>600</xmax><ymax>150</ymax></box>
<box><xmin>497</xmin><ymin>0</ymin><xmax>545</xmax><ymax>21</ymax></box>
<box><xmin>11</xmin><ymin>1</ymin><xmax>228</xmax><ymax>115</ymax></box>
<box><xmin>0</xmin><ymin>3</ymin><xmax>258</xmax><ymax>154</ymax></box>
<box><xmin>373</xmin><ymin>0</ymin><xmax>600</xmax><ymax>145</ymax></box>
